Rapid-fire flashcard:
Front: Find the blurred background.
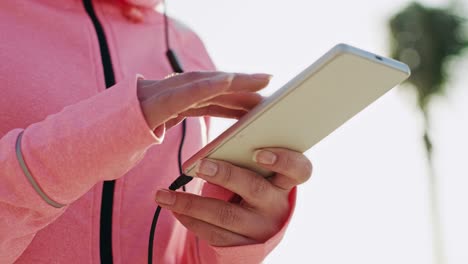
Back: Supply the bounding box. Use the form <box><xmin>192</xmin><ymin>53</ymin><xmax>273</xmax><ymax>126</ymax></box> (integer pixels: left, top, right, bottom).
<box><xmin>167</xmin><ymin>1</ymin><xmax>468</xmax><ymax>263</ymax></box>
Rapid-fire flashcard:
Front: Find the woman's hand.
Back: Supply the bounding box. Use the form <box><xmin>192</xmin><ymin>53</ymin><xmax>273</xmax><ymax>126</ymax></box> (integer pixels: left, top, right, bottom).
<box><xmin>138</xmin><ymin>72</ymin><xmax>270</xmax><ymax>136</ymax></box>
<box><xmin>155</xmin><ymin>148</ymin><xmax>312</xmax><ymax>246</ymax></box>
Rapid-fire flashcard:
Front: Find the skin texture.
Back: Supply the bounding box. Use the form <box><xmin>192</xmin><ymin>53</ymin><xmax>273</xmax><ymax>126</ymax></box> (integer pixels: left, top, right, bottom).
<box><xmin>141</xmin><ymin>71</ymin><xmax>313</xmax><ymax>247</ymax></box>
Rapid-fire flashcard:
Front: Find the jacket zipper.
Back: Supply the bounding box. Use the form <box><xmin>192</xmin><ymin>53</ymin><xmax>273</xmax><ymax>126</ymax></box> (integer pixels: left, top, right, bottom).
<box><xmin>82</xmin><ymin>0</ymin><xmax>116</xmax><ymax>263</ymax></box>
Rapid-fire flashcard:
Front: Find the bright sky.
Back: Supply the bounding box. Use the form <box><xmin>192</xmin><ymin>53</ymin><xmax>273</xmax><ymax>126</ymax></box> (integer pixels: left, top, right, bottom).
<box><xmin>169</xmin><ymin>1</ymin><xmax>468</xmax><ymax>263</ymax></box>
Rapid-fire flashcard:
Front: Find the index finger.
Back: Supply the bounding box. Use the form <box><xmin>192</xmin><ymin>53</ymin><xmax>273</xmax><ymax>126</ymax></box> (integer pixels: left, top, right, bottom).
<box><xmin>161</xmin><ymin>71</ymin><xmax>271</xmax><ymax>92</ymax></box>
<box><xmin>142</xmin><ymin>72</ymin><xmax>271</xmax><ymax>98</ymax></box>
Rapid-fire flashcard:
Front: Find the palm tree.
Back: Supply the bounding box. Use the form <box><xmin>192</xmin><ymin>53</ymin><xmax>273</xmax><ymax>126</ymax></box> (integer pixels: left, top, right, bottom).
<box><xmin>388</xmin><ymin>2</ymin><xmax>467</xmax><ymax>264</ymax></box>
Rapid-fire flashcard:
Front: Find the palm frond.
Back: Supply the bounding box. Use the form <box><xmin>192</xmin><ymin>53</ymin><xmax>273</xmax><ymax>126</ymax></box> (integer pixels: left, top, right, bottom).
<box><xmin>389</xmin><ymin>2</ymin><xmax>467</xmax><ymax>111</ymax></box>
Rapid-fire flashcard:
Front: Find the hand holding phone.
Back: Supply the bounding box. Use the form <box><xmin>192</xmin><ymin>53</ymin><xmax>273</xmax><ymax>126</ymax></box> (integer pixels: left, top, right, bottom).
<box><xmin>182</xmin><ymin>44</ymin><xmax>410</xmax><ymax>177</ymax></box>
<box><xmin>156</xmin><ymin>43</ymin><xmax>410</xmax><ymax>249</ymax></box>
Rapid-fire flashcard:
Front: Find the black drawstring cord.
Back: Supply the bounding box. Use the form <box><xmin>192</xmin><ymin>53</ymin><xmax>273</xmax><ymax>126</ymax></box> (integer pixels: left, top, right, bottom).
<box><xmin>147</xmin><ymin>171</ymin><xmax>192</xmax><ymax>264</ymax></box>
<box><xmin>178</xmin><ymin>120</ymin><xmax>188</xmax><ymax>192</ymax></box>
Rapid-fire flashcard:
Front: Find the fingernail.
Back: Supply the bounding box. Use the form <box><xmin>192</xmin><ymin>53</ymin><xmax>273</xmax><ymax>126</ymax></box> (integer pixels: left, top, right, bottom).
<box><xmin>251</xmin><ymin>73</ymin><xmax>273</xmax><ymax>81</ymax></box>
<box><xmin>214</xmin><ymin>73</ymin><xmax>234</xmax><ymax>84</ymax></box>
<box><xmin>195</xmin><ymin>159</ymin><xmax>218</xmax><ymax>177</ymax></box>
<box><xmin>155</xmin><ymin>189</ymin><xmax>176</xmax><ymax>205</ymax></box>
<box><xmin>253</xmin><ymin>150</ymin><xmax>277</xmax><ymax>165</ymax></box>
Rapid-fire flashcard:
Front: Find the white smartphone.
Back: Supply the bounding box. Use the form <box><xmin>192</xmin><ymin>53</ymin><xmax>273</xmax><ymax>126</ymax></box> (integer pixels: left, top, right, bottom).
<box><xmin>183</xmin><ymin>43</ymin><xmax>410</xmax><ymax>177</ymax></box>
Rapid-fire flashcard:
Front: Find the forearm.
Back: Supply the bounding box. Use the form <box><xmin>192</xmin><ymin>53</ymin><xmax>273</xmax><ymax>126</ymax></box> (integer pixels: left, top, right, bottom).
<box><xmin>0</xmin><ymin>76</ymin><xmax>161</xmax><ymax>262</ymax></box>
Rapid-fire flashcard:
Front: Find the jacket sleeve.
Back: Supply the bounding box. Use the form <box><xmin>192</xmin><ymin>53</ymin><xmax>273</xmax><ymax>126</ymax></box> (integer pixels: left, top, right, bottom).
<box><xmin>182</xmin><ymin>185</ymin><xmax>297</xmax><ymax>264</ymax></box>
<box><xmin>0</xmin><ymin>76</ymin><xmax>161</xmax><ymax>262</ymax></box>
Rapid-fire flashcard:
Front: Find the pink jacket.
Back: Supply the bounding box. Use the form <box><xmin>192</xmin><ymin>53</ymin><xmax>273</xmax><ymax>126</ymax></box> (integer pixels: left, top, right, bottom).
<box><xmin>0</xmin><ymin>0</ymin><xmax>295</xmax><ymax>263</ymax></box>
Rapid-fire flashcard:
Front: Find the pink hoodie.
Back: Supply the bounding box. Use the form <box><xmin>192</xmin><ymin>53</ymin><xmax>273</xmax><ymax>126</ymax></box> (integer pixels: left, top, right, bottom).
<box><xmin>0</xmin><ymin>0</ymin><xmax>296</xmax><ymax>263</ymax></box>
